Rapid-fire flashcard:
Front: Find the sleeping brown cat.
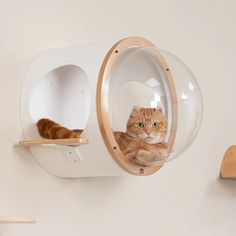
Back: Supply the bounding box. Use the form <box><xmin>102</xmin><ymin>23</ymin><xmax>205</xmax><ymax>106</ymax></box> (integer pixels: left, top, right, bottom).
<box><xmin>114</xmin><ymin>106</ymin><xmax>169</xmax><ymax>166</ymax></box>
<box><xmin>36</xmin><ymin>118</ymin><xmax>83</xmax><ymax>139</ymax></box>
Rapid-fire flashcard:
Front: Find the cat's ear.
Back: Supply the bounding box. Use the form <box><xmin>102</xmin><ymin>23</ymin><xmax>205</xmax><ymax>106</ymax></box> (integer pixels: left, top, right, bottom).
<box><xmin>154</xmin><ymin>106</ymin><xmax>163</xmax><ymax>112</ymax></box>
<box><xmin>130</xmin><ymin>106</ymin><xmax>141</xmax><ymax>117</ymax></box>
<box><xmin>132</xmin><ymin>106</ymin><xmax>141</xmax><ymax>113</ymax></box>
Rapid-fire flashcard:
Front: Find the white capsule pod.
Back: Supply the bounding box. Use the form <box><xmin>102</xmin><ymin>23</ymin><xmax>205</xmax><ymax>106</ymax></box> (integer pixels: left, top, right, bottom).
<box><xmin>20</xmin><ymin>37</ymin><xmax>203</xmax><ymax>177</ymax></box>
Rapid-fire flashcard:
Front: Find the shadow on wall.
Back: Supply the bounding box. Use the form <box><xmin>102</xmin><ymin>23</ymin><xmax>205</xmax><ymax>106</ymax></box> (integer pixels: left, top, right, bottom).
<box><xmin>206</xmin><ymin>178</ymin><xmax>236</xmax><ymax>198</ymax></box>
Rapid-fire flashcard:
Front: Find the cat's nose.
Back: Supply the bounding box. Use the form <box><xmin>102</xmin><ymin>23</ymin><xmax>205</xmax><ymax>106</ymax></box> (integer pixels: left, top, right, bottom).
<box><xmin>146</xmin><ymin>131</ymin><xmax>152</xmax><ymax>136</ymax></box>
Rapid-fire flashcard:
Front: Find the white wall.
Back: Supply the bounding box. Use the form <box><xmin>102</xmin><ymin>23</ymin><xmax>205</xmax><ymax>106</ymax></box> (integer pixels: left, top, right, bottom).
<box><xmin>0</xmin><ymin>0</ymin><xmax>236</xmax><ymax>235</ymax></box>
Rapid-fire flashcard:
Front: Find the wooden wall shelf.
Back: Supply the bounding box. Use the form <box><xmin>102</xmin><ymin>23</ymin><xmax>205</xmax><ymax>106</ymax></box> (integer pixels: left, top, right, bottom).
<box><xmin>0</xmin><ymin>216</ymin><xmax>36</xmax><ymax>224</ymax></box>
<box><xmin>19</xmin><ymin>138</ymin><xmax>88</xmax><ymax>147</ymax></box>
<box><xmin>220</xmin><ymin>145</ymin><xmax>236</xmax><ymax>179</ymax></box>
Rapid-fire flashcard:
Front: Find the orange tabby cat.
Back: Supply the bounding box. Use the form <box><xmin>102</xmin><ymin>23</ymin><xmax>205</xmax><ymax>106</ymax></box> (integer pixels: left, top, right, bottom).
<box><xmin>114</xmin><ymin>106</ymin><xmax>168</xmax><ymax>166</ymax></box>
<box><xmin>36</xmin><ymin>118</ymin><xmax>83</xmax><ymax>139</ymax></box>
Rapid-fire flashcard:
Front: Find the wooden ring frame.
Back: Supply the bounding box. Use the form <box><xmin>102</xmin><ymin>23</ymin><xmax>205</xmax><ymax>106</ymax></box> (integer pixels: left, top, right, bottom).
<box><xmin>97</xmin><ymin>37</ymin><xmax>178</xmax><ymax>175</ymax></box>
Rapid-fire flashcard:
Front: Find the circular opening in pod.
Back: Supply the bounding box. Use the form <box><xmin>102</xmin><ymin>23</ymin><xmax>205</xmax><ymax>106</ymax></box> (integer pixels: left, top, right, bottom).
<box><xmin>97</xmin><ymin>37</ymin><xmax>178</xmax><ymax>175</ymax></box>
<box><xmin>112</xmin><ymin>47</ymin><xmax>203</xmax><ymax>163</ymax></box>
<box><xmin>97</xmin><ymin>37</ymin><xmax>203</xmax><ymax>175</ymax></box>
<box><xmin>29</xmin><ymin>65</ymin><xmax>91</xmax><ymax>131</ymax></box>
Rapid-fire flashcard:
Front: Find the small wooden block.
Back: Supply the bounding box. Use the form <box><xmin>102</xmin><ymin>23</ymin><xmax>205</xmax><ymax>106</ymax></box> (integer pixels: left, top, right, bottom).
<box><xmin>220</xmin><ymin>145</ymin><xmax>236</xmax><ymax>179</ymax></box>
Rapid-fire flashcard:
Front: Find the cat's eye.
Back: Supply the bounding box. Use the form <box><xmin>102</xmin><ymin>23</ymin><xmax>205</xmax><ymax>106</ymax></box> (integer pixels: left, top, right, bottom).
<box><xmin>152</xmin><ymin>122</ymin><xmax>159</xmax><ymax>128</ymax></box>
<box><xmin>138</xmin><ymin>122</ymin><xmax>145</xmax><ymax>128</ymax></box>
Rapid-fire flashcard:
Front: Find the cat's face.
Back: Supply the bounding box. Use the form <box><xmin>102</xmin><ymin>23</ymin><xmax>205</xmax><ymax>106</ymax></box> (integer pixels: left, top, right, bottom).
<box><xmin>126</xmin><ymin>106</ymin><xmax>167</xmax><ymax>144</ymax></box>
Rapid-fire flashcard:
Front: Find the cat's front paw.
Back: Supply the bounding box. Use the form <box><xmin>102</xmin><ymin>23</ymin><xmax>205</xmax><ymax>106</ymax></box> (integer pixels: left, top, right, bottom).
<box><xmin>136</xmin><ymin>149</ymin><xmax>157</xmax><ymax>165</ymax></box>
<box><xmin>136</xmin><ymin>149</ymin><xmax>169</xmax><ymax>165</ymax></box>
<box><xmin>159</xmin><ymin>149</ymin><xmax>169</xmax><ymax>158</ymax></box>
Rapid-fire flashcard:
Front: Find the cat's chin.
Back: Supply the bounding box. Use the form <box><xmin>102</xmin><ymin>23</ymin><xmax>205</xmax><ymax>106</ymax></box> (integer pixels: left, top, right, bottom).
<box><xmin>144</xmin><ymin>139</ymin><xmax>157</xmax><ymax>144</ymax></box>
<box><xmin>143</xmin><ymin>137</ymin><xmax>163</xmax><ymax>144</ymax></box>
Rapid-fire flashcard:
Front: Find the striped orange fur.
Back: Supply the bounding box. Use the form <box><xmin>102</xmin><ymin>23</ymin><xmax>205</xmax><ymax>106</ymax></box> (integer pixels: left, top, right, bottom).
<box><xmin>114</xmin><ymin>106</ymin><xmax>168</xmax><ymax>166</ymax></box>
<box><xmin>36</xmin><ymin>118</ymin><xmax>83</xmax><ymax>139</ymax></box>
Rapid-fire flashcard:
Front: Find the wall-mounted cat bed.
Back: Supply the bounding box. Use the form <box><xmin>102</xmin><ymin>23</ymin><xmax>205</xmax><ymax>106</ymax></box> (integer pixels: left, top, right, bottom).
<box><xmin>20</xmin><ymin>36</ymin><xmax>203</xmax><ymax>177</ymax></box>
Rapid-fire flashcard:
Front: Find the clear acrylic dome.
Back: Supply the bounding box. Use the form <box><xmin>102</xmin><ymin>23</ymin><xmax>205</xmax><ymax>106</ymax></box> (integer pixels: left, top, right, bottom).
<box><xmin>160</xmin><ymin>49</ymin><xmax>203</xmax><ymax>160</ymax></box>
<box><xmin>108</xmin><ymin>46</ymin><xmax>203</xmax><ymax>165</ymax></box>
